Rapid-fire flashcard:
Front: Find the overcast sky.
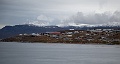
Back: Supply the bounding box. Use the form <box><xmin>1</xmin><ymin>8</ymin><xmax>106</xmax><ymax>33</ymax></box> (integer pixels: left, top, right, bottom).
<box><xmin>0</xmin><ymin>0</ymin><xmax>120</xmax><ymax>28</ymax></box>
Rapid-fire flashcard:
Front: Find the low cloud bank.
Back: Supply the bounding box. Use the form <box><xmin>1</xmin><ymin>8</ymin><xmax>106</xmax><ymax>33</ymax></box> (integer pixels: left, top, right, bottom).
<box><xmin>28</xmin><ymin>11</ymin><xmax>120</xmax><ymax>26</ymax></box>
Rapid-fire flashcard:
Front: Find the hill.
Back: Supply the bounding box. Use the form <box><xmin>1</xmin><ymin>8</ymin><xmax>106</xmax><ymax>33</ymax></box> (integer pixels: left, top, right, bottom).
<box><xmin>0</xmin><ymin>24</ymin><xmax>120</xmax><ymax>39</ymax></box>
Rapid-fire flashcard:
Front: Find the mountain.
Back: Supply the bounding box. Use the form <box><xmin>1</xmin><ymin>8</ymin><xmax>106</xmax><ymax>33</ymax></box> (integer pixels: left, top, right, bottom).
<box><xmin>0</xmin><ymin>24</ymin><xmax>120</xmax><ymax>39</ymax></box>
<box><xmin>0</xmin><ymin>24</ymin><xmax>61</xmax><ymax>39</ymax></box>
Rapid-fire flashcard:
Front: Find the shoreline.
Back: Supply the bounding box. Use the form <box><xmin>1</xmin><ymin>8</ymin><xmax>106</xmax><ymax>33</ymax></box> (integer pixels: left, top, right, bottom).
<box><xmin>1</xmin><ymin>41</ymin><xmax>119</xmax><ymax>45</ymax></box>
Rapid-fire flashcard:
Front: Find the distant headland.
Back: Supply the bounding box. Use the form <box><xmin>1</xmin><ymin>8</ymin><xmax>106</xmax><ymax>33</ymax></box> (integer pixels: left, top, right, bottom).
<box><xmin>1</xmin><ymin>25</ymin><xmax>120</xmax><ymax>45</ymax></box>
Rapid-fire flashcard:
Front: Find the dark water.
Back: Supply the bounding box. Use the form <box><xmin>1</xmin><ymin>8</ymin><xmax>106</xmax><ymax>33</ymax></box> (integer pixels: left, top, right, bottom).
<box><xmin>0</xmin><ymin>42</ymin><xmax>120</xmax><ymax>64</ymax></box>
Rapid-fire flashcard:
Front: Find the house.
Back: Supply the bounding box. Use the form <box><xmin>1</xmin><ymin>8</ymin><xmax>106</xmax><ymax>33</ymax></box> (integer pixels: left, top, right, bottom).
<box><xmin>49</xmin><ymin>32</ymin><xmax>61</xmax><ymax>38</ymax></box>
<box><xmin>31</xmin><ymin>33</ymin><xmax>40</xmax><ymax>36</ymax></box>
<box><xmin>19</xmin><ymin>34</ymin><xmax>23</xmax><ymax>36</ymax></box>
<box><xmin>66</xmin><ymin>35</ymin><xmax>72</xmax><ymax>37</ymax></box>
<box><xmin>74</xmin><ymin>31</ymin><xmax>79</xmax><ymax>33</ymax></box>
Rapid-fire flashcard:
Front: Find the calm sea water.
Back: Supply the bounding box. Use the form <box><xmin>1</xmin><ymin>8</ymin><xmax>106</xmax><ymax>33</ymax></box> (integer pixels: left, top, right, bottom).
<box><xmin>0</xmin><ymin>42</ymin><xmax>120</xmax><ymax>64</ymax></box>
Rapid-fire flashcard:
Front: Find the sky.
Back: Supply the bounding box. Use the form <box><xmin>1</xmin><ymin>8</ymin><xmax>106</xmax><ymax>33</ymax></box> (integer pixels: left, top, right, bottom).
<box><xmin>0</xmin><ymin>0</ymin><xmax>120</xmax><ymax>28</ymax></box>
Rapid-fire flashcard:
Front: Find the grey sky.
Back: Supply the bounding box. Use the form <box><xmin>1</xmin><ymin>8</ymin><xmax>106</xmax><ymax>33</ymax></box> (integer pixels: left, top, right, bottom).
<box><xmin>0</xmin><ymin>0</ymin><xmax>120</xmax><ymax>28</ymax></box>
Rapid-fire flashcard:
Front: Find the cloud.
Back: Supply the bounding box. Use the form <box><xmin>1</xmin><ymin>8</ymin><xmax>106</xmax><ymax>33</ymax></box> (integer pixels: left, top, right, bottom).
<box><xmin>27</xmin><ymin>11</ymin><xmax>120</xmax><ymax>27</ymax></box>
<box><xmin>99</xmin><ymin>0</ymin><xmax>108</xmax><ymax>10</ymax></box>
<box><xmin>110</xmin><ymin>11</ymin><xmax>120</xmax><ymax>22</ymax></box>
<box><xmin>0</xmin><ymin>24</ymin><xmax>6</xmax><ymax>29</ymax></box>
<box><xmin>28</xmin><ymin>15</ymin><xmax>54</xmax><ymax>26</ymax></box>
<box><xmin>29</xmin><ymin>21</ymin><xmax>49</xmax><ymax>26</ymax></box>
<box><xmin>37</xmin><ymin>15</ymin><xmax>53</xmax><ymax>22</ymax></box>
<box><xmin>58</xmin><ymin>11</ymin><xmax>120</xmax><ymax>26</ymax></box>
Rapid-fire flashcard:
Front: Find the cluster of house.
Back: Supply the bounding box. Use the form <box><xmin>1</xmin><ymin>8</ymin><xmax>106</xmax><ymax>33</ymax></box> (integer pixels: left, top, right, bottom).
<box><xmin>19</xmin><ymin>28</ymin><xmax>120</xmax><ymax>43</ymax></box>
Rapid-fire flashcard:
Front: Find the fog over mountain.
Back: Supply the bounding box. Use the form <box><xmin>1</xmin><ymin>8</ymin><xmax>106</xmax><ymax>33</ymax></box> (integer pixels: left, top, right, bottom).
<box><xmin>28</xmin><ymin>11</ymin><xmax>120</xmax><ymax>27</ymax></box>
<box><xmin>62</xmin><ymin>11</ymin><xmax>120</xmax><ymax>26</ymax></box>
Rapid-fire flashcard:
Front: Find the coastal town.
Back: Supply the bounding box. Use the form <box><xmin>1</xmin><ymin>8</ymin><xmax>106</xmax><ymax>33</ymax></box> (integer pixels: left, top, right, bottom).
<box><xmin>1</xmin><ymin>28</ymin><xmax>120</xmax><ymax>44</ymax></box>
